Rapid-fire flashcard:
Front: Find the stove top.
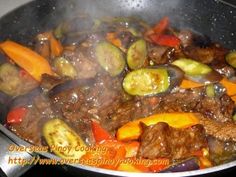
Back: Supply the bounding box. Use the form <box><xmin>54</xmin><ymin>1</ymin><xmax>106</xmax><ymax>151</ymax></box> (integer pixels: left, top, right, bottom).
<box><xmin>0</xmin><ymin>0</ymin><xmax>235</xmax><ymax>177</ymax></box>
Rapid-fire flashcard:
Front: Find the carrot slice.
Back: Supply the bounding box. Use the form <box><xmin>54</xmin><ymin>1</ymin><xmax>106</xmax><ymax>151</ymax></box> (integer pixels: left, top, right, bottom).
<box><xmin>0</xmin><ymin>40</ymin><xmax>53</xmax><ymax>81</ymax></box>
<box><xmin>117</xmin><ymin>113</ymin><xmax>200</xmax><ymax>141</ymax></box>
<box><xmin>180</xmin><ymin>78</ymin><xmax>236</xmax><ymax>96</ymax></box>
<box><xmin>106</xmin><ymin>32</ymin><xmax>122</xmax><ymax>48</ymax></box>
<box><xmin>220</xmin><ymin>78</ymin><xmax>236</xmax><ymax>96</ymax></box>
<box><xmin>124</xmin><ymin>141</ymin><xmax>140</xmax><ymax>158</ymax></box>
<box><xmin>48</xmin><ymin>32</ymin><xmax>63</xmax><ymax>58</ymax></box>
<box><xmin>180</xmin><ymin>79</ymin><xmax>204</xmax><ymax>89</ymax></box>
<box><xmin>40</xmin><ymin>31</ymin><xmax>63</xmax><ymax>58</ymax></box>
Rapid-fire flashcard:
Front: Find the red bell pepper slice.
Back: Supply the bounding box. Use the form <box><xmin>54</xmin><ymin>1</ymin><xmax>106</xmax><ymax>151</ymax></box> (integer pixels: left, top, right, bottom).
<box><xmin>153</xmin><ymin>16</ymin><xmax>169</xmax><ymax>35</ymax></box>
<box><xmin>7</xmin><ymin>107</ymin><xmax>28</xmax><ymax>124</ymax></box>
<box><xmin>80</xmin><ymin>140</ymin><xmax>126</xmax><ymax>170</ymax></box>
<box><xmin>150</xmin><ymin>34</ymin><xmax>181</xmax><ymax>48</ymax></box>
<box><xmin>91</xmin><ymin>121</ymin><xmax>113</xmax><ymax>143</ymax></box>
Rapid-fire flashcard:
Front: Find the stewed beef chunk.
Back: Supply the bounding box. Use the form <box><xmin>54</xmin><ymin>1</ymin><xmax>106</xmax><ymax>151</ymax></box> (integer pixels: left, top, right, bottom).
<box><xmin>157</xmin><ymin>88</ymin><xmax>234</xmax><ymax>123</ymax></box>
<box><xmin>199</xmin><ymin>116</ymin><xmax>236</xmax><ymax>142</ymax></box>
<box><xmin>138</xmin><ymin>122</ymin><xmax>207</xmax><ymax>160</ymax></box>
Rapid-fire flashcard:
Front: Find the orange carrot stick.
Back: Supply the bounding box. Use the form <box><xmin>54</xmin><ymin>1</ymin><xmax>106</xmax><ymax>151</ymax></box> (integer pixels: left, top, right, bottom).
<box><xmin>117</xmin><ymin>113</ymin><xmax>200</xmax><ymax>141</ymax></box>
<box><xmin>124</xmin><ymin>141</ymin><xmax>140</xmax><ymax>158</ymax></box>
<box><xmin>106</xmin><ymin>32</ymin><xmax>122</xmax><ymax>48</ymax></box>
<box><xmin>180</xmin><ymin>79</ymin><xmax>204</xmax><ymax>89</ymax></box>
<box><xmin>39</xmin><ymin>31</ymin><xmax>63</xmax><ymax>58</ymax></box>
<box><xmin>48</xmin><ymin>32</ymin><xmax>63</xmax><ymax>58</ymax></box>
<box><xmin>181</xmin><ymin>77</ymin><xmax>236</xmax><ymax>96</ymax></box>
<box><xmin>220</xmin><ymin>78</ymin><xmax>236</xmax><ymax>96</ymax></box>
<box><xmin>0</xmin><ymin>40</ymin><xmax>53</xmax><ymax>81</ymax></box>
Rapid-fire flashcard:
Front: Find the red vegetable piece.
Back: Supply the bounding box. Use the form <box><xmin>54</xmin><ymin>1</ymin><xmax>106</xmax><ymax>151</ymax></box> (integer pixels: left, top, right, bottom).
<box><xmin>7</xmin><ymin>107</ymin><xmax>28</xmax><ymax>124</ymax></box>
<box><xmin>150</xmin><ymin>34</ymin><xmax>181</xmax><ymax>47</ymax></box>
<box><xmin>153</xmin><ymin>16</ymin><xmax>170</xmax><ymax>35</ymax></box>
<box><xmin>92</xmin><ymin>121</ymin><xmax>113</xmax><ymax>143</ymax></box>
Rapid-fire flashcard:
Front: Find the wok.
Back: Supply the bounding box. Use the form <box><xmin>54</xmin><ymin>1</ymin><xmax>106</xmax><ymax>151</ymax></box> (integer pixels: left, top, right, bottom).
<box><xmin>0</xmin><ymin>0</ymin><xmax>235</xmax><ymax>176</ymax></box>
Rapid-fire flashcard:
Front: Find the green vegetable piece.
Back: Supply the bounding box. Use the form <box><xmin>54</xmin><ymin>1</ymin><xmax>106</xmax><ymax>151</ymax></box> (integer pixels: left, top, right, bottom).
<box><xmin>123</xmin><ymin>68</ymin><xmax>170</xmax><ymax>96</ymax></box>
<box><xmin>54</xmin><ymin>57</ymin><xmax>77</xmax><ymax>78</ymax></box>
<box><xmin>127</xmin><ymin>39</ymin><xmax>147</xmax><ymax>70</ymax></box>
<box><xmin>95</xmin><ymin>41</ymin><xmax>125</xmax><ymax>76</ymax></box>
<box><xmin>54</xmin><ymin>23</ymin><xmax>64</xmax><ymax>39</ymax></box>
<box><xmin>43</xmin><ymin>118</ymin><xmax>86</xmax><ymax>159</ymax></box>
<box><xmin>172</xmin><ymin>58</ymin><xmax>212</xmax><ymax>76</ymax></box>
<box><xmin>226</xmin><ymin>51</ymin><xmax>236</xmax><ymax>68</ymax></box>
<box><xmin>233</xmin><ymin>114</ymin><xmax>236</xmax><ymax>122</ymax></box>
<box><xmin>0</xmin><ymin>63</ymin><xmax>21</xmax><ymax>96</ymax></box>
<box><xmin>128</xmin><ymin>27</ymin><xmax>140</xmax><ymax>37</ymax></box>
<box><xmin>206</xmin><ymin>84</ymin><xmax>215</xmax><ymax>97</ymax></box>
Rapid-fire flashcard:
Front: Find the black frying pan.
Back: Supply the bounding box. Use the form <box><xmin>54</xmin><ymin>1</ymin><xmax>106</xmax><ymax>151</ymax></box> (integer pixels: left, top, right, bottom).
<box><xmin>0</xmin><ymin>0</ymin><xmax>236</xmax><ymax>177</ymax></box>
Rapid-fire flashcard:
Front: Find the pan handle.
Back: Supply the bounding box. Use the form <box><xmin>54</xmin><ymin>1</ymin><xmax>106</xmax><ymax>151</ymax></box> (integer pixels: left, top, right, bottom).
<box><xmin>0</xmin><ymin>132</ymin><xmax>33</xmax><ymax>177</ymax></box>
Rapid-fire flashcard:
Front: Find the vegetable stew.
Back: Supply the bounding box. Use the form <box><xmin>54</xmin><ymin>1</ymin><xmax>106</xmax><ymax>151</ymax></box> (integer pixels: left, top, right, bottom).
<box><xmin>1</xmin><ymin>15</ymin><xmax>236</xmax><ymax>173</ymax></box>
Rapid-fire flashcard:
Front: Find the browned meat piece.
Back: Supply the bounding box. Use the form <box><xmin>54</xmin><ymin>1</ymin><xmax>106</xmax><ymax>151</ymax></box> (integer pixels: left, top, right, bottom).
<box><xmin>51</xmin><ymin>87</ymin><xmax>85</xmax><ymax>115</ymax></box>
<box><xmin>100</xmin><ymin>100</ymin><xmax>137</xmax><ymax>132</ymax></box>
<box><xmin>199</xmin><ymin>116</ymin><xmax>236</xmax><ymax>142</ymax></box>
<box><xmin>183</xmin><ymin>43</ymin><xmax>228</xmax><ymax>65</ymax></box>
<box><xmin>209</xmin><ymin>44</ymin><xmax>232</xmax><ymax>78</ymax></box>
<box><xmin>183</xmin><ymin>46</ymin><xmax>215</xmax><ymax>64</ymax></box>
<box><xmin>179</xmin><ymin>30</ymin><xmax>212</xmax><ymax>48</ymax></box>
<box><xmin>178</xmin><ymin>30</ymin><xmax>194</xmax><ymax>47</ymax></box>
<box><xmin>157</xmin><ymin>88</ymin><xmax>202</xmax><ymax>113</ymax></box>
<box><xmin>138</xmin><ymin>122</ymin><xmax>207</xmax><ymax>160</ymax></box>
<box><xmin>148</xmin><ymin>44</ymin><xmax>169</xmax><ymax>64</ymax></box>
<box><xmin>211</xmin><ymin>44</ymin><xmax>229</xmax><ymax>63</ymax></box>
<box><xmin>100</xmin><ymin>96</ymin><xmax>163</xmax><ymax>133</ymax></box>
<box><xmin>117</xmin><ymin>31</ymin><xmax>136</xmax><ymax>49</ymax></box>
<box><xmin>195</xmin><ymin>94</ymin><xmax>234</xmax><ymax>122</ymax></box>
<box><xmin>183</xmin><ymin>43</ymin><xmax>232</xmax><ymax>78</ymax></box>
<box><xmin>9</xmin><ymin>95</ymin><xmax>53</xmax><ymax>145</ymax></box>
<box><xmin>63</xmin><ymin>49</ymin><xmax>98</xmax><ymax>79</ymax></box>
<box><xmin>50</xmin><ymin>87</ymin><xmax>95</xmax><ymax>145</ymax></box>
<box><xmin>63</xmin><ymin>109</ymin><xmax>94</xmax><ymax>145</ymax></box>
<box><xmin>134</xmin><ymin>96</ymin><xmax>161</xmax><ymax>118</ymax></box>
<box><xmin>213</xmin><ymin>65</ymin><xmax>235</xmax><ymax>79</ymax></box>
<box><xmin>157</xmin><ymin>88</ymin><xmax>234</xmax><ymax>123</ymax></box>
<box><xmin>86</xmin><ymin>75</ymin><xmax>134</xmax><ymax>133</ymax></box>
<box><xmin>85</xmin><ymin>75</ymin><xmax>123</xmax><ymax>109</ymax></box>
<box><xmin>207</xmin><ymin>136</ymin><xmax>236</xmax><ymax>165</ymax></box>
<box><xmin>148</xmin><ymin>44</ymin><xmax>185</xmax><ymax>64</ymax></box>
<box><xmin>49</xmin><ymin>75</ymin><xmax>125</xmax><ymax>142</ymax></box>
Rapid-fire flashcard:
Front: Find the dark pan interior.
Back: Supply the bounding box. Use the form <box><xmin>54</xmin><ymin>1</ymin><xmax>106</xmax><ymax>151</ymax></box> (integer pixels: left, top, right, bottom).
<box><xmin>0</xmin><ymin>0</ymin><xmax>235</xmax><ymax>47</ymax></box>
<box><xmin>0</xmin><ymin>0</ymin><xmax>235</xmax><ymax>122</ymax></box>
